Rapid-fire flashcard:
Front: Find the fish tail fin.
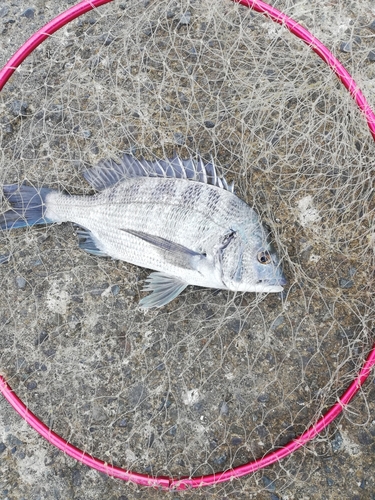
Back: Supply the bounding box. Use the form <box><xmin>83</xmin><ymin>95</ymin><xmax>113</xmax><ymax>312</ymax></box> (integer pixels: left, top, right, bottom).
<box><xmin>0</xmin><ymin>183</ymin><xmax>55</xmax><ymax>230</ymax></box>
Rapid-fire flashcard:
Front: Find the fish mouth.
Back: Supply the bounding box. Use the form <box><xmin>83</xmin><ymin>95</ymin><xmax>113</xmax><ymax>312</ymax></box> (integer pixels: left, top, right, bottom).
<box><xmin>254</xmin><ymin>274</ymin><xmax>287</xmax><ymax>292</ymax></box>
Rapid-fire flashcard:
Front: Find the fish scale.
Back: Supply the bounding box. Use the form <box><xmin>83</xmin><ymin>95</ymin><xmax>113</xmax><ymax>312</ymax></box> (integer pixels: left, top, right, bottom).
<box><xmin>0</xmin><ymin>154</ymin><xmax>286</xmax><ymax>308</ymax></box>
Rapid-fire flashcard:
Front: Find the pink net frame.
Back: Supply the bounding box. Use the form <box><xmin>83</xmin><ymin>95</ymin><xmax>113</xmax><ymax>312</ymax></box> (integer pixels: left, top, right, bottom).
<box><xmin>0</xmin><ymin>0</ymin><xmax>374</xmax><ymax>490</ymax></box>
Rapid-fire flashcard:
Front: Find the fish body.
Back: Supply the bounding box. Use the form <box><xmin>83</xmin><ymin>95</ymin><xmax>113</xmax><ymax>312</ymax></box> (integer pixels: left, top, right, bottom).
<box><xmin>0</xmin><ymin>154</ymin><xmax>286</xmax><ymax>308</ymax></box>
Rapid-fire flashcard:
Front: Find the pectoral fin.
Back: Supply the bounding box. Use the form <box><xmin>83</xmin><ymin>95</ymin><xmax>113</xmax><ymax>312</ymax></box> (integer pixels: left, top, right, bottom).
<box><xmin>120</xmin><ymin>228</ymin><xmax>204</xmax><ymax>270</ymax></box>
<box><xmin>139</xmin><ymin>272</ymin><xmax>188</xmax><ymax>309</ymax></box>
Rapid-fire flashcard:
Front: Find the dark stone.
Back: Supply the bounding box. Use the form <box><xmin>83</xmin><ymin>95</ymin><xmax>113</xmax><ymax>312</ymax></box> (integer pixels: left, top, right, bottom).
<box><xmin>204</xmin><ymin>120</ymin><xmax>215</xmax><ymax>128</ymax></box>
<box><xmin>35</xmin><ymin>331</ymin><xmax>49</xmax><ymax>346</ymax></box>
<box><xmin>262</xmin><ymin>475</ymin><xmax>276</xmax><ymax>492</ymax></box>
<box><xmin>72</xmin><ymin>468</ymin><xmax>82</xmax><ymax>486</ymax></box>
<box><xmin>231</xmin><ymin>437</ymin><xmax>242</xmax><ymax>446</ymax></box>
<box><xmin>340</xmin><ymin>41</ymin><xmax>351</xmax><ymax>53</ymax></box>
<box><xmin>0</xmin><ymin>443</ymin><xmax>6</xmax><ymax>454</ymax></box>
<box><xmin>369</xmin><ymin>20</ymin><xmax>375</xmax><ymax>32</ymax></box>
<box><xmin>0</xmin><ymin>254</ymin><xmax>11</xmax><ymax>264</ymax></box>
<box><xmin>173</xmin><ymin>132</ymin><xmax>185</xmax><ymax>145</ymax></box>
<box><xmin>368</xmin><ymin>50</ymin><xmax>375</xmax><ymax>62</ymax></box>
<box><xmin>10</xmin><ymin>100</ymin><xmax>29</xmax><ymax>117</ymax></box>
<box><xmin>27</xmin><ymin>381</ymin><xmax>37</xmax><ymax>391</ymax></box>
<box><xmin>213</xmin><ymin>453</ymin><xmax>227</xmax><ymax>465</ymax></box>
<box><xmin>327</xmin><ymin>477</ymin><xmax>334</xmax><ymax>486</ymax></box>
<box><xmin>0</xmin><ymin>7</ymin><xmax>9</xmax><ymax>18</ymax></box>
<box><xmin>331</xmin><ymin>431</ymin><xmax>343</xmax><ymax>452</ymax></box>
<box><xmin>357</xmin><ymin>430</ymin><xmax>373</xmax><ymax>446</ymax></box>
<box><xmin>20</xmin><ymin>8</ymin><xmax>35</xmax><ymax>19</ymax></box>
<box><xmin>111</xmin><ymin>285</ymin><xmax>120</xmax><ymax>296</ymax></box>
<box><xmin>219</xmin><ymin>401</ymin><xmax>229</xmax><ymax>415</ymax></box>
<box><xmin>338</xmin><ymin>277</ymin><xmax>354</xmax><ymax>289</ymax></box>
<box><xmin>179</xmin><ymin>11</ymin><xmax>191</xmax><ymax>25</ymax></box>
<box><xmin>15</xmin><ymin>276</ymin><xmax>26</xmax><ymax>289</ymax></box>
<box><xmin>257</xmin><ymin>393</ymin><xmax>270</xmax><ymax>403</ymax></box>
<box><xmin>164</xmin><ymin>104</ymin><xmax>171</xmax><ymax>112</ymax></box>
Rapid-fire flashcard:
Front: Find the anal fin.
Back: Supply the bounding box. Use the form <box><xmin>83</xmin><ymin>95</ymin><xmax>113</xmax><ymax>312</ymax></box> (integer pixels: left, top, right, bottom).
<box><xmin>75</xmin><ymin>225</ymin><xmax>108</xmax><ymax>257</ymax></box>
<box><xmin>139</xmin><ymin>272</ymin><xmax>188</xmax><ymax>309</ymax></box>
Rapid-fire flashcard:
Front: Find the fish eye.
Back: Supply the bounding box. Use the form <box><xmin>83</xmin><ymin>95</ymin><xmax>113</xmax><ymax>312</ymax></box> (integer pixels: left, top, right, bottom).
<box><xmin>257</xmin><ymin>250</ymin><xmax>272</xmax><ymax>265</ymax></box>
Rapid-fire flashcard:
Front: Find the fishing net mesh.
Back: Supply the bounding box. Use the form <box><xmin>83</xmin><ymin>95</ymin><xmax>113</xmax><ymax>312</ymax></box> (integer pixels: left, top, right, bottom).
<box><xmin>1</xmin><ymin>0</ymin><xmax>375</xmax><ymax>497</ymax></box>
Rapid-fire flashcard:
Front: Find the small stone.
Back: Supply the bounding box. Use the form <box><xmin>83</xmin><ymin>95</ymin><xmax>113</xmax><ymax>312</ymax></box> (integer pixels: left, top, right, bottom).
<box><xmin>21</xmin><ymin>8</ymin><xmax>35</xmax><ymax>19</ymax></box>
<box><xmin>331</xmin><ymin>431</ymin><xmax>343</xmax><ymax>452</ymax></box>
<box><xmin>35</xmin><ymin>331</ymin><xmax>49</xmax><ymax>346</ymax></box>
<box><xmin>117</xmin><ymin>418</ymin><xmax>127</xmax><ymax>427</ymax></box>
<box><xmin>0</xmin><ymin>254</ymin><xmax>11</xmax><ymax>264</ymax></box>
<box><xmin>72</xmin><ymin>468</ymin><xmax>82</xmax><ymax>486</ymax></box>
<box><xmin>369</xmin><ymin>20</ymin><xmax>375</xmax><ymax>32</ymax></box>
<box><xmin>219</xmin><ymin>401</ymin><xmax>229</xmax><ymax>415</ymax></box>
<box><xmin>173</xmin><ymin>132</ymin><xmax>185</xmax><ymax>145</ymax></box>
<box><xmin>179</xmin><ymin>11</ymin><xmax>191</xmax><ymax>25</ymax></box>
<box><xmin>231</xmin><ymin>437</ymin><xmax>242</xmax><ymax>446</ymax></box>
<box><xmin>262</xmin><ymin>476</ymin><xmax>276</xmax><ymax>492</ymax></box>
<box><xmin>0</xmin><ymin>7</ymin><xmax>9</xmax><ymax>18</ymax></box>
<box><xmin>340</xmin><ymin>41</ymin><xmax>351</xmax><ymax>53</ymax></box>
<box><xmin>339</xmin><ymin>277</ymin><xmax>354</xmax><ymax>289</ymax></box>
<box><xmin>368</xmin><ymin>50</ymin><xmax>375</xmax><ymax>62</ymax></box>
<box><xmin>164</xmin><ymin>104</ymin><xmax>171</xmax><ymax>112</ymax></box>
<box><xmin>10</xmin><ymin>100</ymin><xmax>29</xmax><ymax>117</ymax></box>
<box><xmin>111</xmin><ymin>284</ymin><xmax>120</xmax><ymax>296</ymax></box>
<box><xmin>213</xmin><ymin>454</ymin><xmax>227</xmax><ymax>465</ymax></box>
<box><xmin>204</xmin><ymin>120</ymin><xmax>215</xmax><ymax>128</ymax></box>
<box><xmin>166</xmin><ymin>10</ymin><xmax>175</xmax><ymax>19</ymax></box>
<box><xmin>27</xmin><ymin>381</ymin><xmax>37</xmax><ymax>391</ymax></box>
<box><xmin>82</xmin><ymin>129</ymin><xmax>91</xmax><ymax>139</ymax></box>
<box><xmin>327</xmin><ymin>477</ymin><xmax>334</xmax><ymax>487</ymax></box>
<box><xmin>0</xmin><ymin>443</ymin><xmax>6</xmax><ymax>454</ymax></box>
<box><xmin>257</xmin><ymin>393</ymin><xmax>269</xmax><ymax>403</ymax></box>
<box><xmin>15</xmin><ymin>277</ymin><xmax>26</xmax><ymax>289</ymax></box>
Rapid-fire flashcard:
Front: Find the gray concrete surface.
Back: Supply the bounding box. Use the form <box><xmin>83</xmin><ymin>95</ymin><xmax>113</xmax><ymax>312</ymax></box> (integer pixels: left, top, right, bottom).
<box><xmin>1</xmin><ymin>1</ymin><xmax>375</xmax><ymax>499</ymax></box>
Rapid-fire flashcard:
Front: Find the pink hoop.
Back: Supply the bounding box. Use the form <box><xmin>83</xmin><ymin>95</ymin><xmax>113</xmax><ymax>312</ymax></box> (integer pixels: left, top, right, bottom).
<box><xmin>1</xmin><ymin>0</ymin><xmax>374</xmax><ymax>490</ymax></box>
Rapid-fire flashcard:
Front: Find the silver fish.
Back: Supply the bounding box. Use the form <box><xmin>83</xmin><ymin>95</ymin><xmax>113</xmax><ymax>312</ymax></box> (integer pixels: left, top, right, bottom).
<box><xmin>0</xmin><ymin>154</ymin><xmax>286</xmax><ymax>308</ymax></box>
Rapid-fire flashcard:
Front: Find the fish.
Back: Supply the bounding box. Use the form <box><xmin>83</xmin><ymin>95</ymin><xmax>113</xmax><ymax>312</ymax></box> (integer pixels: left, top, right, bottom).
<box><xmin>0</xmin><ymin>154</ymin><xmax>286</xmax><ymax>308</ymax></box>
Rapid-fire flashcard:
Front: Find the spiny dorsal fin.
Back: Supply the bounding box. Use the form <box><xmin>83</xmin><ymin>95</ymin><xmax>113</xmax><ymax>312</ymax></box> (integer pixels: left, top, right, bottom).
<box><xmin>83</xmin><ymin>153</ymin><xmax>234</xmax><ymax>193</ymax></box>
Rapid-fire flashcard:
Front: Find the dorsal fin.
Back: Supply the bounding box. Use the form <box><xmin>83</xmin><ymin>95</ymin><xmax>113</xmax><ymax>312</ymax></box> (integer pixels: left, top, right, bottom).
<box><xmin>83</xmin><ymin>153</ymin><xmax>234</xmax><ymax>193</ymax></box>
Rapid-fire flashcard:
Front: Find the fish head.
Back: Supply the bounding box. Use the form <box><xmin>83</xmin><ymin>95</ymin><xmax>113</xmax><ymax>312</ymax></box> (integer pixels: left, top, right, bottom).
<box><xmin>216</xmin><ymin>223</ymin><xmax>286</xmax><ymax>293</ymax></box>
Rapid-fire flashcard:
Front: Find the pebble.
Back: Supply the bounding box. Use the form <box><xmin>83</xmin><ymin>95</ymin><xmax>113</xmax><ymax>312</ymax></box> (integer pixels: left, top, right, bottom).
<box><xmin>331</xmin><ymin>430</ymin><xmax>343</xmax><ymax>452</ymax></box>
<box><xmin>35</xmin><ymin>331</ymin><xmax>49</xmax><ymax>346</ymax></box>
<box><xmin>72</xmin><ymin>468</ymin><xmax>82</xmax><ymax>487</ymax></box>
<box><xmin>204</xmin><ymin>120</ymin><xmax>215</xmax><ymax>128</ymax></box>
<box><xmin>27</xmin><ymin>381</ymin><xmax>37</xmax><ymax>391</ymax></box>
<box><xmin>164</xmin><ymin>104</ymin><xmax>171</xmax><ymax>112</ymax></box>
<box><xmin>231</xmin><ymin>436</ymin><xmax>242</xmax><ymax>446</ymax></box>
<box><xmin>0</xmin><ymin>6</ymin><xmax>9</xmax><ymax>18</ymax></box>
<box><xmin>369</xmin><ymin>20</ymin><xmax>375</xmax><ymax>32</ymax></box>
<box><xmin>173</xmin><ymin>132</ymin><xmax>185</xmax><ymax>145</ymax></box>
<box><xmin>213</xmin><ymin>453</ymin><xmax>227</xmax><ymax>465</ymax></box>
<box><xmin>368</xmin><ymin>50</ymin><xmax>375</xmax><ymax>62</ymax></box>
<box><xmin>338</xmin><ymin>277</ymin><xmax>354</xmax><ymax>289</ymax></box>
<box><xmin>219</xmin><ymin>401</ymin><xmax>229</xmax><ymax>415</ymax></box>
<box><xmin>0</xmin><ymin>254</ymin><xmax>11</xmax><ymax>264</ymax></box>
<box><xmin>20</xmin><ymin>7</ymin><xmax>35</xmax><ymax>19</ymax></box>
<box><xmin>15</xmin><ymin>276</ymin><xmax>26</xmax><ymax>289</ymax></box>
<box><xmin>0</xmin><ymin>443</ymin><xmax>6</xmax><ymax>454</ymax></box>
<box><xmin>82</xmin><ymin>129</ymin><xmax>91</xmax><ymax>139</ymax></box>
<box><xmin>257</xmin><ymin>393</ymin><xmax>270</xmax><ymax>403</ymax></box>
<box><xmin>340</xmin><ymin>41</ymin><xmax>351</xmax><ymax>53</ymax></box>
<box><xmin>179</xmin><ymin>11</ymin><xmax>191</xmax><ymax>25</ymax></box>
<box><xmin>10</xmin><ymin>100</ymin><xmax>29</xmax><ymax>117</ymax></box>
<box><xmin>111</xmin><ymin>284</ymin><xmax>120</xmax><ymax>296</ymax></box>
<box><xmin>262</xmin><ymin>476</ymin><xmax>276</xmax><ymax>492</ymax></box>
